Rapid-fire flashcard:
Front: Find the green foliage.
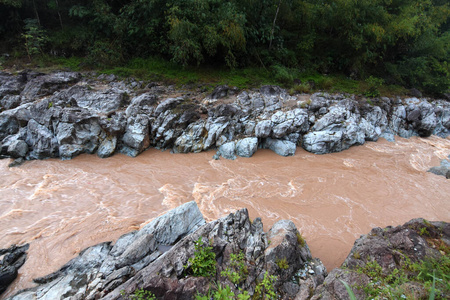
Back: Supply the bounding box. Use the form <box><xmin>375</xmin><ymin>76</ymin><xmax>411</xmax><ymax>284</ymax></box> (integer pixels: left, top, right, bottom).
<box><xmin>275</xmin><ymin>258</ymin><xmax>289</xmax><ymax>270</ymax></box>
<box><xmin>166</xmin><ymin>0</ymin><xmax>246</xmax><ymax>67</ymax></box>
<box><xmin>364</xmin><ymin>76</ymin><xmax>384</xmax><ymax>98</ymax></box>
<box><xmin>270</xmin><ymin>65</ymin><xmax>293</xmax><ymax>86</ymax></box>
<box><xmin>2</xmin><ymin>0</ymin><xmax>448</xmax><ymax>94</ymax></box>
<box><xmin>339</xmin><ymin>280</ymin><xmax>357</xmax><ymax>300</ymax></box>
<box><xmin>296</xmin><ymin>232</ymin><xmax>305</xmax><ymax>247</ymax></box>
<box><xmin>221</xmin><ymin>251</ymin><xmax>248</xmax><ymax>285</ymax></box>
<box><xmin>196</xmin><ymin>285</ymin><xmax>250</xmax><ymax>300</ymax></box>
<box><xmin>120</xmin><ymin>289</ymin><xmax>156</xmax><ymax>300</ymax></box>
<box><xmin>253</xmin><ymin>272</ymin><xmax>277</xmax><ymax>300</ymax></box>
<box><xmin>185</xmin><ymin>237</ymin><xmax>216</xmax><ymax>277</ymax></box>
<box><xmin>355</xmin><ymin>254</ymin><xmax>450</xmax><ymax>299</ymax></box>
<box><xmin>22</xmin><ymin>19</ymin><xmax>48</xmax><ymax>61</ymax></box>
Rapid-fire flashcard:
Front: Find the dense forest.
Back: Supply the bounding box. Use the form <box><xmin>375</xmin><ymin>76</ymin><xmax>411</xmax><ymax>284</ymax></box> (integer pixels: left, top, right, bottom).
<box><xmin>0</xmin><ymin>0</ymin><xmax>449</xmax><ymax>95</ymax></box>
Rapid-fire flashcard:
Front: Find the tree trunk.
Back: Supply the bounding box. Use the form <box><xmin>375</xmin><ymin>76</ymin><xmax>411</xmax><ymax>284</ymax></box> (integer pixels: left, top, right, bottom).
<box><xmin>32</xmin><ymin>0</ymin><xmax>40</xmax><ymax>26</ymax></box>
<box><xmin>269</xmin><ymin>0</ymin><xmax>282</xmax><ymax>50</ymax></box>
<box><xmin>55</xmin><ymin>0</ymin><xmax>63</xmax><ymax>29</ymax></box>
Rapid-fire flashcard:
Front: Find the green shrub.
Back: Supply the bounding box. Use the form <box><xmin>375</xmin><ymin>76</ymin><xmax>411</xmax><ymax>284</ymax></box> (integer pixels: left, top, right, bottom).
<box><xmin>254</xmin><ymin>272</ymin><xmax>277</xmax><ymax>300</ymax></box>
<box><xmin>271</xmin><ymin>65</ymin><xmax>293</xmax><ymax>86</ymax></box>
<box><xmin>121</xmin><ymin>289</ymin><xmax>156</xmax><ymax>300</ymax></box>
<box><xmin>364</xmin><ymin>76</ymin><xmax>384</xmax><ymax>98</ymax></box>
<box><xmin>185</xmin><ymin>237</ymin><xmax>216</xmax><ymax>277</ymax></box>
<box><xmin>275</xmin><ymin>258</ymin><xmax>289</xmax><ymax>270</ymax></box>
<box><xmin>296</xmin><ymin>232</ymin><xmax>305</xmax><ymax>247</ymax></box>
<box><xmin>221</xmin><ymin>251</ymin><xmax>248</xmax><ymax>285</ymax></box>
<box><xmin>22</xmin><ymin>19</ymin><xmax>48</xmax><ymax>61</ymax></box>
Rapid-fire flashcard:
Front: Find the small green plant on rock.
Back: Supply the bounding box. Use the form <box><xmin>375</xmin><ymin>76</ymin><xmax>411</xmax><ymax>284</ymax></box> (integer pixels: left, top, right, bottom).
<box><xmin>221</xmin><ymin>251</ymin><xmax>248</xmax><ymax>285</ymax></box>
<box><xmin>120</xmin><ymin>289</ymin><xmax>156</xmax><ymax>300</ymax></box>
<box><xmin>196</xmin><ymin>284</ymin><xmax>251</xmax><ymax>300</ymax></box>
<box><xmin>253</xmin><ymin>272</ymin><xmax>277</xmax><ymax>300</ymax></box>
<box><xmin>185</xmin><ymin>237</ymin><xmax>216</xmax><ymax>277</ymax></box>
<box><xmin>296</xmin><ymin>232</ymin><xmax>305</xmax><ymax>247</ymax></box>
<box><xmin>275</xmin><ymin>257</ymin><xmax>289</xmax><ymax>270</ymax></box>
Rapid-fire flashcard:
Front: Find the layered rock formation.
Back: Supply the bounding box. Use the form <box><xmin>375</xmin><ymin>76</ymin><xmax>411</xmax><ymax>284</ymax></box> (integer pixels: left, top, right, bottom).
<box><xmin>4</xmin><ymin>203</ymin><xmax>449</xmax><ymax>300</ymax></box>
<box><xmin>0</xmin><ymin>71</ymin><xmax>449</xmax><ymax>163</ymax></box>
<box><xmin>6</xmin><ymin>202</ymin><xmax>327</xmax><ymax>300</ymax></box>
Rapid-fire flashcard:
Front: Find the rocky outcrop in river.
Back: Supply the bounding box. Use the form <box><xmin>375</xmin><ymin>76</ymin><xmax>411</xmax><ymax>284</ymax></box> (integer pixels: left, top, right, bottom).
<box><xmin>5</xmin><ymin>202</ymin><xmax>449</xmax><ymax>300</ymax></box>
<box><xmin>0</xmin><ymin>71</ymin><xmax>449</xmax><ymax>163</ymax></box>
<box><xmin>6</xmin><ymin>202</ymin><xmax>327</xmax><ymax>300</ymax></box>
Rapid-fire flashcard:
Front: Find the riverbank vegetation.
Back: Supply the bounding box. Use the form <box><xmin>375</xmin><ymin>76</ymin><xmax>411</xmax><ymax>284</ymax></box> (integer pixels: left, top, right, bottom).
<box><xmin>0</xmin><ymin>0</ymin><xmax>449</xmax><ymax>96</ymax></box>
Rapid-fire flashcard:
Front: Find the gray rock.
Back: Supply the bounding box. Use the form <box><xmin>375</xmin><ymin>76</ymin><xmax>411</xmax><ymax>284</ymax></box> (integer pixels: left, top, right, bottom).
<box><xmin>154</xmin><ymin>97</ymin><xmax>183</xmax><ymax>115</ymax></box>
<box><xmin>121</xmin><ymin>115</ymin><xmax>150</xmax><ymax>156</ymax></box>
<box><xmin>0</xmin><ymin>115</ymin><xmax>19</xmax><ymax>141</ymax></box>
<box><xmin>7</xmin><ymin>140</ymin><xmax>28</xmax><ymax>158</ymax></box>
<box><xmin>125</xmin><ymin>93</ymin><xmax>157</xmax><ymax>117</ymax></box>
<box><xmin>10</xmin><ymin>202</ymin><xmax>205</xmax><ymax>300</ymax></box>
<box><xmin>25</xmin><ymin>120</ymin><xmax>59</xmax><ymax>159</ymax></box>
<box><xmin>236</xmin><ymin>137</ymin><xmax>258</xmax><ymax>158</ymax></box>
<box><xmin>209</xmin><ymin>85</ymin><xmax>229</xmax><ymax>99</ymax></box>
<box><xmin>20</xmin><ymin>72</ymin><xmax>82</xmax><ymax>102</ymax></box>
<box><xmin>264</xmin><ymin>138</ymin><xmax>296</xmax><ymax>156</ymax></box>
<box><xmin>311</xmin><ymin>219</ymin><xmax>449</xmax><ymax>299</ymax></box>
<box><xmin>0</xmin><ymin>244</ymin><xmax>29</xmax><ymax>295</ymax></box>
<box><xmin>97</xmin><ymin>136</ymin><xmax>117</xmax><ymax>158</ymax></box>
<box><xmin>255</xmin><ymin>120</ymin><xmax>273</xmax><ymax>138</ymax></box>
<box><xmin>1</xmin><ymin>95</ymin><xmax>22</xmax><ymax>110</ymax></box>
<box><xmin>302</xmin><ymin>131</ymin><xmax>342</xmax><ymax>154</ymax></box>
<box><xmin>218</xmin><ymin>141</ymin><xmax>236</xmax><ymax>160</ymax></box>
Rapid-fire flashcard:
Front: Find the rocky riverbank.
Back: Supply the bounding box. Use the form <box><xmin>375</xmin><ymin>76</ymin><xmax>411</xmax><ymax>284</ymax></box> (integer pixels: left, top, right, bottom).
<box><xmin>2</xmin><ymin>202</ymin><xmax>448</xmax><ymax>299</ymax></box>
<box><xmin>0</xmin><ymin>71</ymin><xmax>449</xmax><ymax>164</ymax></box>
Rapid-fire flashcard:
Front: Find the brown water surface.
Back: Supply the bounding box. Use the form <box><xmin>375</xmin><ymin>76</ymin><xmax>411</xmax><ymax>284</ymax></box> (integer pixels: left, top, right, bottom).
<box><xmin>1</xmin><ymin>137</ymin><xmax>449</xmax><ymax>298</ymax></box>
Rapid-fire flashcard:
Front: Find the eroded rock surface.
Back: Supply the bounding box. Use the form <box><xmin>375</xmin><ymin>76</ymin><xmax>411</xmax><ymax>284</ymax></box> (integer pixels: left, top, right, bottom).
<box><xmin>0</xmin><ymin>71</ymin><xmax>449</xmax><ymax>163</ymax></box>
<box><xmin>310</xmin><ymin>219</ymin><xmax>450</xmax><ymax>299</ymax></box>
<box><xmin>0</xmin><ymin>244</ymin><xmax>29</xmax><ymax>296</ymax></box>
<box><xmin>7</xmin><ymin>202</ymin><xmax>326</xmax><ymax>300</ymax></box>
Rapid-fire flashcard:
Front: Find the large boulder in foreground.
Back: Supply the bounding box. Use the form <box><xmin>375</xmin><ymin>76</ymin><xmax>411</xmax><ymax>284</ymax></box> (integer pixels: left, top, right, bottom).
<box><xmin>310</xmin><ymin>218</ymin><xmax>450</xmax><ymax>299</ymax></box>
<box><xmin>7</xmin><ymin>202</ymin><xmax>325</xmax><ymax>300</ymax></box>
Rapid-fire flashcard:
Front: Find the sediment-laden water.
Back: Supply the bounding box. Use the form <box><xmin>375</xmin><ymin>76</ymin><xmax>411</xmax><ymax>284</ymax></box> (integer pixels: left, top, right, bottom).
<box><xmin>1</xmin><ymin>136</ymin><xmax>449</xmax><ymax>298</ymax></box>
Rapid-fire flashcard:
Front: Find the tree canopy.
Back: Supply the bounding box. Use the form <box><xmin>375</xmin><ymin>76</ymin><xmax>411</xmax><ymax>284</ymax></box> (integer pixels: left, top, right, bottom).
<box><xmin>0</xmin><ymin>0</ymin><xmax>449</xmax><ymax>94</ymax></box>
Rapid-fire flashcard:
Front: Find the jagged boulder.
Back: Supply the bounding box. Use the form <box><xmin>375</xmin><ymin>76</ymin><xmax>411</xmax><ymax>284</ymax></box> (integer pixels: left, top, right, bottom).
<box><xmin>310</xmin><ymin>219</ymin><xmax>450</xmax><ymax>299</ymax></box>
<box><xmin>0</xmin><ymin>244</ymin><xmax>29</xmax><ymax>295</ymax></box>
<box><xmin>8</xmin><ymin>203</ymin><xmax>325</xmax><ymax>300</ymax></box>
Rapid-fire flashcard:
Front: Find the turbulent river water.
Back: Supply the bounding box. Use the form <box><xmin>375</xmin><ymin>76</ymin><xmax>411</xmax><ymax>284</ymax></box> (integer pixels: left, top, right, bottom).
<box><xmin>1</xmin><ymin>136</ymin><xmax>450</xmax><ymax>298</ymax></box>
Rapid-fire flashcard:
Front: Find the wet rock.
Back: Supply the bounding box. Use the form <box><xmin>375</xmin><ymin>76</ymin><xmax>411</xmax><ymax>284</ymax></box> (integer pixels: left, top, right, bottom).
<box><xmin>8</xmin><ymin>157</ymin><xmax>25</xmax><ymax>167</ymax></box>
<box><xmin>58</xmin><ymin>85</ymin><xmax>125</xmax><ymax>114</ymax></box>
<box><xmin>0</xmin><ymin>244</ymin><xmax>29</xmax><ymax>295</ymax></box>
<box><xmin>0</xmin><ymin>115</ymin><xmax>19</xmax><ymax>141</ymax></box>
<box><xmin>1</xmin><ymin>95</ymin><xmax>22</xmax><ymax>110</ymax></box>
<box><xmin>120</xmin><ymin>115</ymin><xmax>150</xmax><ymax>157</ymax></box>
<box><xmin>255</xmin><ymin>120</ymin><xmax>273</xmax><ymax>138</ymax></box>
<box><xmin>264</xmin><ymin>138</ymin><xmax>296</xmax><ymax>156</ymax></box>
<box><xmin>20</xmin><ymin>72</ymin><xmax>81</xmax><ymax>103</ymax></box>
<box><xmin>236</xmin><ymin>137</ymin><xmax>258</xmax><ymax>158</ymax></box>
<box><xmin>217</xmin><ymin>141</ymin><xmax>236</xmax><ymax>160</ymax></box>
<box><xmin>209</xmin><ymin>85</ymin><xmax>230</xmax><ymax>99</ymax></box>
<box><xmin>97</xmin><ymin>136</ymin><xmax>117</xmax><ymax>158</ymax></box>
<box><xmin>7</xmin><ymin>140</ymin><xmax>28</xmax><ymax>158</ymax></box>
<box><xmin>25</xmin><ymin>119</ymin><xmax>59</xmax><ymax>159</ymax></box>
<box><xmin>1</xmin><ymin>71</ymin><xmax>450</xmax><ymax>161</ymax></box>
<box><xmin>310</xmin><ymin>219</ymin><xmax>450</xmax><ymax>299</ymax></box>
<box><xmin>427</xmin><ymin>157</ymin><xmax>450</xmax><ymax>179</ymax></box>
<box><xmin>9</xmin><ymin>202</ymin><xmax>205</xmax><ymax>300</ymax></box>
<box><xmin>125</xmin><ymin>93</ymin><xmax>157</xmax><ymax>117</ymax></box>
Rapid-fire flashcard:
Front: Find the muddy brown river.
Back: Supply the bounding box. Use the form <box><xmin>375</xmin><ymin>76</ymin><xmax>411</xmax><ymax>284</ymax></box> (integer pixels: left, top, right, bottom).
<box><xmin>1</xmin><ymin>136</ymin><xmax>450</xmax><ymax>298</ymax></box>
